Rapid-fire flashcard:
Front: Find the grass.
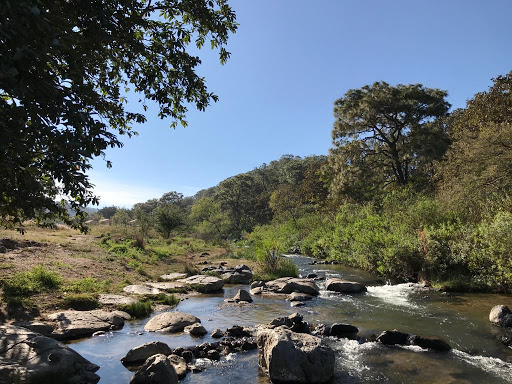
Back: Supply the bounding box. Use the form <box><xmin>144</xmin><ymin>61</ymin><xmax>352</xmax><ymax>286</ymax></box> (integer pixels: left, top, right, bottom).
<box><xmin>254</xmin><ymin>257</ymin><xmax>298</xmax><ymax>281</ymax></box>
<box><xmin>2</xmin><ymin>265</ymin><xmax>62</xmax><ymax>297</ymax></box>
<box><xmin>65</xmin><ymin>277</ymin><xmax>111</xmax><ymax>293</ymax></box>
<box><xmin>153</xmin><ymin>293</ymin><xmax>180</xmax><ymax>306</ymax></box>
<box><xmin>0</xmin><ymin>263</ymin><xmax>15</xmax><ymax>270</ymax></box>
<box><xmin>119</xmin><ymin>300</ymin><xmax>153</xmax><ymax>318</ymax></box>
<box><xmin>62</xmin><ymin>293</ymin><xmax>99</xmax><ymax>310</ymax></box>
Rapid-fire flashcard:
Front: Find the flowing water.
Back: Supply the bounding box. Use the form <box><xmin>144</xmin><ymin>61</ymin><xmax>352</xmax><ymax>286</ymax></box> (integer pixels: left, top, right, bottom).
<box><xmin>69</xmin><ymin>255</ymin><xmax>512</xmax><ymax>383</ymax></box>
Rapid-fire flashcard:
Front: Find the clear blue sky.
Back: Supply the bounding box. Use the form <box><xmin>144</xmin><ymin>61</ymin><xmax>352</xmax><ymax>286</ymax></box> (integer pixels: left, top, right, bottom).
<box><xmin>90</xmin><ymin>0</ymin><xmax>512</xmax><ymax>207</ymax></box>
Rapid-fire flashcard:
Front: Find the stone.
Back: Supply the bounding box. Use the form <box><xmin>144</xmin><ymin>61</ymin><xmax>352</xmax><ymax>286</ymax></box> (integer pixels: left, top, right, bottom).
<box><xmin>265</xmin><ymin>277</ymin><xmax>320</xmax><ymax>296</ymax></box>
<box><xmin>489</xmin><ymin>305</ymin><xmax>512</xmax><ymax>327</ymax></box>
<box><xmin>123</xmin><ymin>284</ymin><xmax>162</xmax><ymax>295</ymax></box>
<box><xmin>181</xmin><ymin>350</ymin><xmax>194</xmax><ymax>363</ymax></box>
<box><xmin>0</xmin><ymin>246</ymin><xmax>6</xmax><ymax>253</ymax></box>
<box><xmin>19</xmin><ymin>321</ymin><xmax>54</xmax><ymax>336</ymax></box>
<box><xmin>250</xmin><ymin>287</ymin><xmax>264</xmax><ymax>295</ymax></box>
<box><xmin>145</xmin><ymin>312</ymin><xmax>201</xmax><ymax>333</ymax></box>
<box><xmin>268</xmin><ymin>313</ymin><xmax>309</xmax><ymax>334</ymax></box>
<box><xmin>185</xmin><ymin>323</ymin><xmax>208</xmax><ymax>337</ymax></box>
<box><xmin>121</xmin><ymin>341</ymin><xmax>173</xmax><ymax>365</ymax></box>
<box><xmin>291</xmin><ymin>301</ymin><xmax>305</xmax><ymax>307</ymax></box>
<box><xmin>167</xmin><ymin>354</ymin><xmax>187</xmax><ymax>379</ymax></box>
<box><xmin>211</xmin><ymin>329</ymin><xmax>224</xmax><ymax>338</ymax></box>
<box><xmin>376</xmin><ymin>330</ymin><xmax>410</xmax><ymax>345</ymax></box>
<box><xmin>207</xmin><ymin>349</ymin><xmax>220</xmax><ymax>361</ymax></box>
<box><xmin>47</xmin><ymin>310</ymin><xmax>130</xmax><ymax>339</ymax></box>
<box><xmin>232</xmin><ymin>289</ymin><xmax>253</xmax><ymax>303</ymax></box>
<box><xmin>130</xmin><ymin>354</ymin><xmax>178</xmax><ymax>384</ymax></box>
<box><xmin>226</xmin><ymin>325</ymin><xmax>252</xmax><ymax>338</ymax></box>
<box><xmin>159</xmin><ymin>273</ymin><xmax>188</xmax><ymax>281</ymax></box>
<box><xmin>306</xmin><ymin>273</ymin><xmax>318</xmax><ymax>279</ymax></box>
<box><xmin>98</xmin><ymin>294</ymin><xmax>138</xmax><ymax>306</ymax></box>
<box><xmin>0</xmin><ymin>325</ymin><xmax>100</xmax><ymax>383</ymax></box>
<box><xmin>325</xmin><ymin>278</ymin><xmax>367</xmax><ymax>293</ymax></box>
<box><xmin>329</xmin><ymin>323</ymin><xmax>359</xmax><ymax>338</ymax></box>
<box><xmin>287</xmin><ymin>292</ymin><xmax>313</xmax><ymax>302</ymax></box>
<box><xmin>251</xmin><ymin>280</ymin><xmax>266</xmax><ymax>289</ymax></box>
<box><xmin>177</xmin><ymin>275</ymin><xmax>224</xmax><ymax>293</ymax></box>
<box><xmin>408</xmin><ymin>335</ymin><xmax>451</xmax><ymax>352</ymax></box>
<box><xmin>257</xmin><ymin>327</ymin><xmax>335</xmax><ymax>383</ymax></box>
<box><xmin>145</xmin><ymin>282</ymin><xmax>186</xmax><ymax>292</ymax></box>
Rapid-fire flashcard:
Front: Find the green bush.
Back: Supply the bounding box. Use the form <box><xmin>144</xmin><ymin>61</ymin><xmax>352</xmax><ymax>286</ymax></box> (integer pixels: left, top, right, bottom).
<box><xmin>62</xmin><ymin>294</ymin><xmax>99</xmax><ymax>310</ymax></box>
<box><xmin>119</xmin><ymin>300</ymin><xmax>153</xmax><ymax>318</ymax></box>
<box><xmin>2</xmin><ymin>265</ymin><xmax>62</xmax><ymax>297</ymax></box>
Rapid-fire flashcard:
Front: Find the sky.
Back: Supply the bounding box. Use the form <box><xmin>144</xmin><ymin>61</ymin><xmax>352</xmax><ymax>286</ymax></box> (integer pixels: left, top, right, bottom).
<box><xmin>90</xmin><ymin>0</ymin><xmax>512</xmax><ymax>207</ymax></box>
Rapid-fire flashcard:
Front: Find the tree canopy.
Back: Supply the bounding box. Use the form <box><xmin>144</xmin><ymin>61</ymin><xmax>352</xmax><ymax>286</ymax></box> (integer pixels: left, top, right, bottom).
<box><xmin>0</xmin><ymin>0</ymin><xmax>237</xmax><ymax>231</ymax></box>
<box><xmin>328</xmin><ymin>82</ymin><xmax>450</xmax><ymax>200</ymax></box>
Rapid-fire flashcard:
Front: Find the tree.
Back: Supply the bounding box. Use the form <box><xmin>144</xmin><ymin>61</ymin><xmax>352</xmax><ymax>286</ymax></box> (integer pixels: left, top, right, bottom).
<box><xmin>153</xmin><ymin>191</ymin><xmax>186</xmax><ymax>238</ymax></box>
<box><xmin>437</xmin><ymin>71</ymin><xmax>512</xmax><ymax>219</ymax></box>
<box><xmin>0</xmin><ymin>0</ymin><xmax>237</xmax><ymax>231</ymax></box>
<box><xmin>269</xmin><ymin>184</ymin><xmax>304</xmax><ymax>226</ymax></box>
<box><xmin>112</xmin><ymin>208</ymin><xmax>131</xmax><ymax>227</ymax></box>
<box><xmin>328</xmin><ymin>82</ymin><xmax>450</xmax><ymax>200</ymax></box>
<box><xmin>97</xmin><ymin>206</ymin><xmax>118</xmax><ymax>220</ymax></box>
<box><xmin>190</xmin><ymin>197</ymin><xmax>229</xmax><ymax>240</ymax></box>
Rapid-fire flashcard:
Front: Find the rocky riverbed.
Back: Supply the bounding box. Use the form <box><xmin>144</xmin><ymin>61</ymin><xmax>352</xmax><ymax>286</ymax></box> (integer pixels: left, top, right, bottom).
<box><xmin>2</xmin><ymin>255</ymin><xmax>512</xmax><ymax>383</ymax></box>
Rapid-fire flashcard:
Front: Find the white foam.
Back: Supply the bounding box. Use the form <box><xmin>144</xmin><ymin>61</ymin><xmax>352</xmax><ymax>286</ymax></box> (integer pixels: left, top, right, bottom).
<box><xmin>366</xmin><ymin>283</ymin><xmax>426</xmax><ymax>308</ymax></box>
<box><xmin>452</xmin><ymin>350</ymin><xmax>512</xmax><ymax>382</ymax></box>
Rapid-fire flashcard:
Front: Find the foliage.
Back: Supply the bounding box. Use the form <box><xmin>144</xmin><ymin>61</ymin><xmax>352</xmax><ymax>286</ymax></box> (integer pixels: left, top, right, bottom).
<box><xmin>112</xmin><ymin>209</ymin><xmax>132</xmax><ymax>227</ymax></box>
<box><xmin>153</xmin><ymin>293</ymin><xmax>179</xmax><ymax>306</ymax></box>
<box><xmin>98</xmin><ymin>206</ymin><xmax>118</xmax><ymax>220</ymax></box>
<box><xmin>65</xmin><ymin>277</ymin><xmax>111</xmax><ymax>293</ymax></box>
<box><xmin>153</xmin><ymin>192</ymin><xmax>187</xmax><ymax>238</ymax></box>
<box><xmin>2</xmin><ymin>265</ymin><xmax>62</xmax><ymax>297</ymax></box>
<box><xmin>190</xmin><ymin>197</ymin><xmax>230</xmax><ymax>240</ymax></box>
<box><xmin>329</xmin><ymin>82</ymin><xmax>450</xmax><ymax>200</ymax></box>
<box><xmin>119</xmin><ymin>300</ymin><xmax>152</xmax><ymax>319</ymax></box>
<box><xmin>62</xmin><ymin>294</ymin><xmax>99</xmax><ymax>310</ymax></box>
<box><xmin>0</xmin><ymin>0</ymin><xmax>237</xmax><ymax>231</ymax></box>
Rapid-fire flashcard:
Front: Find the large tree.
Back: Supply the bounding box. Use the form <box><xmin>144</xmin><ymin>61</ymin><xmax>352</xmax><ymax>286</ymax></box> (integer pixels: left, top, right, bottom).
<box><xmin>328</xmin><ymin>82</ymin><xmax>450</xmax><ymax>200</ymax></box>
<box><xmin>0</xmin><ymin>0</ymin><xmax>237</xmax><ymax>231</ymax></box>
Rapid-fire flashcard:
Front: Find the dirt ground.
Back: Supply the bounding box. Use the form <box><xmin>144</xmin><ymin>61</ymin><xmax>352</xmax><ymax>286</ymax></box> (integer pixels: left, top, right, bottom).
<box><xmin>0</xmin><ymin>225</ymin><xmax>255</xmax><ymax>322</ymax></box>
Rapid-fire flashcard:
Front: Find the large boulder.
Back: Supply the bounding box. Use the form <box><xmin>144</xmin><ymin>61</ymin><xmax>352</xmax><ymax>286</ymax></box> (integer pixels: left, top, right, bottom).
<box><xmin>123</xmin><ymin>284</ymin><xmax>162</xmax><ymax>295</ymax></box>
<box><xmin>130</xmin><ymin>354</ymin><xmax>178</xmax><ymax>384</ymax></box>
<box><xmin>325</xmin><ymin>278</ymin><xmax>367</xmax><ymax>293</ymax></box>
<box><xmin>159</xmin><ymin>273</ymin><xmax>187</xmax><ymax>281</ymax></box>
<box><xmin>0</xmin><ymin>325</ymin><xmax>100</xmax><ymax>384</ymax></box>
<box><xmin>121</xmin><ymin>341</ymin><xmax>172</xmax><ymax>365</ymax></box>
<box><xmin>144</xmin><ymin>312</ymin><xmax>200</xmax><ymax>333</ymax></box>
<box><xmin>329</xmin><ymin>323</ymin><xmax>359</xmax><ymax>338</ymax></box>
<box><xmin>265</xmin><ymin>277</ymin><xmax>319</xmax><ymax>296</ymax></box>
<box><xmin>489</xmin><ymin>305</ymin><xmax>512</xmax><ymax>327</ymax></box>
<box><xmin>257</xmin><ymin>327</ymin><xmax>335</xmax><ymax>383</ymax></box>
<box><xmin>177</xmin><ymin>275</ymin><xmax>224</xmax><ymax>292</ymax></box>
<box><xmin>46</xmin><ymin>310</ymin><xmax>130</xmax><ymax>339</ymax></box>
<box><xmin>267</xmin><ymin>313</ymin><xmax>310</xmax><ymax>334</ymax></box>
<box><xmin>98</xmin><ymin>294</ymin><xmax>137</xmax><ymax>306</ymax></box>
<box><xmin>222</xmin><ymin>265</ymin><xmax>253</xmax><ymax>284</ymax></box>
<box><xmin>377</xmin><ymin>330</ymin><xmax>451</xmax><ymax>352</ymax></box>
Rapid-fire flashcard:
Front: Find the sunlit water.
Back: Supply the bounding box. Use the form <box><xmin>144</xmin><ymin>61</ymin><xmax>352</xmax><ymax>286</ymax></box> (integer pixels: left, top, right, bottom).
<box><xmin>69</xmin><ymin>255</ymin><xmax>512</xmax><ymax>383</ymax></box>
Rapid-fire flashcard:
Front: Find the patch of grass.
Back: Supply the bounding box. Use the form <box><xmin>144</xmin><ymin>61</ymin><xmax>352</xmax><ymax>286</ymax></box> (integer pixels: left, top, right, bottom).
<box><xmin>0</xmin><ymin>263</ymin><xmax>15</xmax><ymax>270</ymax></box>
<box><xmin>62</xmin><ymin>293</ymin><xmax>99</xmax><ymax>310</ymax></box>
<box><xmin>65</xmin><ymin>277</ymin><xmax>111</xmax><ymax>293</ymax></box>
<box><xmin>119</xmin><ymin>300</ymin><xmax>153</xmax><ymax>319</ymax></box>
<box><xmin>2</xmin><ymin>265</ymin><xmax>62</xmax><ymax>297</ymax></box>
<box><xmin>135</xmin><ymin>265</ymin><xmax>150</xmax><ymax>277</ymax></box>
<box><xmin>182</xmin><ymin>263</ymin><xmax>200</xmax><ymax>276</ymax></box>
<box><xmin>152</xmin><ymin>293</ymin><xmax>180</xmax><ymax>306</ymax></box>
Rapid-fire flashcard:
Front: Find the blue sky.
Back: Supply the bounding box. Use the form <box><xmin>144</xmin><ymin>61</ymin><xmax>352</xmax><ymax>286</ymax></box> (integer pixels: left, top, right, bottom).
<box><xmin>90</xmin><ymin>0</ymin><xmax>512</xmax><ymax>207</ymax></box>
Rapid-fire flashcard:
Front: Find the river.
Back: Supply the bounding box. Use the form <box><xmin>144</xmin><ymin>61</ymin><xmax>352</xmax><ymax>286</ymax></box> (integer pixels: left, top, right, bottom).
<box><xmin>69</xmin><ymin>255</ymin><xmax>512</xmax><ymax>383</ymax></box>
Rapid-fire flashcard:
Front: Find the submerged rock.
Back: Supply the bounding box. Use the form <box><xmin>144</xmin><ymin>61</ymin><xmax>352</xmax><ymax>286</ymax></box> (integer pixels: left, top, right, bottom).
<box><xmin>257</xmin><ymin>327</ymin><xmax>335</xmax><ymax>383</ymax></box>
<box><xmin>325</xmin><ymin>278</ymin><xmax>367</xmax><ymax>293</ymax></box>
<box><xmin>144</xmin><ymin>312</ymin><xmax>201</xmax><ymax>333</ymax></box>
<box><xmin>47</xmin><ymin>310</ymin><xmax>130</xmax><ymax>339</ymax></box>
<box><xmin>376</xmin><ymin>330</ymin><xmax>410</xmax><ymax>345</ymax></box>
<box><xmin>130</xmin><ymin>354</ymin><xmax>178</xmax><ymax>384</ymax></box>
<box><xmin>185</xmin><ymin>323</ymin><xmax>208</xmax><ymax>337</ymax></box>
<box><xmin>121</xmin><ymin>341</ymin><xmax>172</xmax><ymax>365</ymax></box>
<box><xmin>329</xmin><ymin>323</ymin><xmax>359</xmax><ymax>338</ymax></box>
<box><xmin>287</xmin><ymin>292</ymin><xmax>313</xmax><ymax>302</ymax></box>
<box><xmin>265</xmin><ymin>277</ymin><xmax>320</xmax><ymax>296</ymax></box>
<box><xmin>489</xmin><ymin>305</ymin><xmax>512</xmax><ymax>327</ymax></box>
<box><xmin>0</xmin><ymin>325</ymin><xmax>100</xmax><ymax>383</ymax></box>
<box><xmin>232</xmin><ymin>289</ymin><xmax>253</xmax><ymax>303</ymax></box>
<box><xmin>377</xmin><ymin>329</ymin><xmax>451</xmax><ymax>352</ymax></box>
<box><xmin>177</xmin><ymin>275</ymin><xmax>224</xmax><ymax>292</ymax></box>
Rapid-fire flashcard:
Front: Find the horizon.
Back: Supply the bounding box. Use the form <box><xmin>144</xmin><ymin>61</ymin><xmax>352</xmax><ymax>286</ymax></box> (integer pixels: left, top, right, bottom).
<box><xmin>89</xmin><ymin>0</ymin><xmax>512</xmax><ymax>208</ymax></box>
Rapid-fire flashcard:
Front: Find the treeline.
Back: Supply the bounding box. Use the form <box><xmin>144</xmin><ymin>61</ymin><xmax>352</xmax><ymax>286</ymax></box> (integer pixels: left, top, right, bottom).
<box><xmin>98</xmin><ymin>70</ymin><xmax>512</xmax><ymax>292</ymax></box>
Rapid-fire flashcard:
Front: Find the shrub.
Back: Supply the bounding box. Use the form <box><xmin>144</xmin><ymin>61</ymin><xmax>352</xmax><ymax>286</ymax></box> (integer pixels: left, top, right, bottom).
<box><xmin>62</xmin><ymin>294</ymin><xmax>99</xmax><ymax>310</ymax></box>
<box><xmin>153</xmin><ymin>293</ymin><xmax>179</xmax><ymax>306</ymax></box>
<box><xmin>119</xmin><ymin>300</ymin><xmax>152</xmax><ymax>319</ymax></box>
<box><xmin>2</xmin><ymin>265</ymin><xmax>62</xmax><ymax>297</ymax></box>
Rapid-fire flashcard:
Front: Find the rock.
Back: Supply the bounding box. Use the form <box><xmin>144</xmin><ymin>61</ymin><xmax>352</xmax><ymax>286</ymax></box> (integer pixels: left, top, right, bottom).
<box><xmin>92</xmin><ymin>331</ymin><xmax>105</xmax><ymax>336</ymax></box>
<box><xmin>265</xmin><ymin>277</ymin><xmax>320</xmax><ymax>296</ymax></box>
<box><xmin>98</xmin><ymin>294</ymin><xmax>137</xmax><ymax>306</ymax></box>
<box><xmin>232</xmin><ymin>289</ymin><xmax>253</xmax><ymax>303</ymax></box>
<box><xmin>167</xmin><ymin>354</ymin><xmax>187</xmax><ymax>379</ymax></box>
<box><xmin>251</xmin><ymin>281</ymin><xmax>266</xmax><ymax>289</ymax></box>
<box><xmin>329</xmin><ymin>323</ymin><xmax>359</xmax><ymax>338</ymax></box>
<box><xmin>145</xmin><ymin>282</ymin><xmax>186</xmax><ymax>292</ymax></box>
<box><xmin>47</xmin><ymin>310</ymin><xmax>130</xmax><ymax>339</ymax></box>
<box><xmin>123</xmin><ymin>284</ymin><xmax>162</xmax><ymax>295</ymax></box>
<box><xmin>221</xmin><ymin>264</ymin><xmax>253</xmax><ymax>284</ymax></box>
<box><xmin>181</xmin><ymin>350</ymin><xmax>194</xmax><ymax>363</ymax></box>
<box><xmin>144</xmin><ymin>312</ymin><xmax>201</xmax><ymax>333</ymax></box>
<box><xmin>268</xmin><ymin>313</ymin><xmax>309</xmax><ymax>334</ymax></box>
<box><xmin>250</xmin><ymin>287</ymin><xmax>264</xmax><ymax>295</ymax></box>
<box><xmin>121</xmin><ymin>341</ymin><xmax>172</xmax><ymax>365</ymax></box>
<box><xmin>19</xmin><ymin>321</ymin><xmax>54</xmax><ymax>336</ymax></box>
<box><xmin>207</xmin><ymin>349</ymin><xmax>220</xmax><ymax>361</ymax></box>
<box><xmin>160</xmin><ymin>273</ymin><xmax>188</xmax><ymax>281</ymax></box>
<box><xmin>0</xmin><ymin>246</ymin><xmax>6</xmax><ymax>253</ymax></box>
<box><xmin>287</xmin><ymin>292</ymin><xmax>313</xmax><ymax>302</ymax></box>
<box><xmin>185</xmin><ymin>323</ymin><xmax>208</xmax><ymax>337</ymax></box>
<box><xmin>408</xmin><ymin>335</ymin><xmax>451</xmax><ymax>352</ymax></box>
<box><xmin>257</xmin><ymin>327</ymin><xmax>335</xmax><ymax>383</ymax></box>
<box><xmin>311</xmin><ymin>324</ymin><xmax>330</xmax><ymax>337</ymax></box>
<box><xmin>200</xmin><ymin>252</ymin><xmax>210</xmax><ymax>257</ymax></box>
<box><xmin>489</xmin><ymin>305</ymin><xmax>512</xmax><ymax>327</ymax></box>
<box><xmin>325</xmin><ymin>278</ymin><xmax>367</xmax><ymax>293</ymax></box>
<box><xmin>376</xmin><ymin>330</ymin><xmax>410</xmax><ymax>345</ymax></box>
<box><xmin>306</xmin><ymin>273</ymin><xmax>317</xmax><ymax>279</ymax></box>
<box><xmin>177</xmin><ymin>275</ymin><xmax>224</xmax><ymax>293</ymax></box>
<box><xmin>0</xmin><ymin>325</ymin><xmax>100</xmax><ymax>383</ymax></box>
<box><xmin>226</xmin><ymin>325</ymin><xmax>253</xmax><ymax>338</ymax></box>
<box><xmin>130</xmin><ymin>354</ymin><xmax>178</xmax><ymax>384</ymax></box>
<box><xmin>291</xmin><ymin>301</ymin><xmax>306</xmax><ymax>307</ymax></box>
<box><xmin>211</xmin><ymin>329</ymin><xmax>224</xmax><ymax>338</ymax></box>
